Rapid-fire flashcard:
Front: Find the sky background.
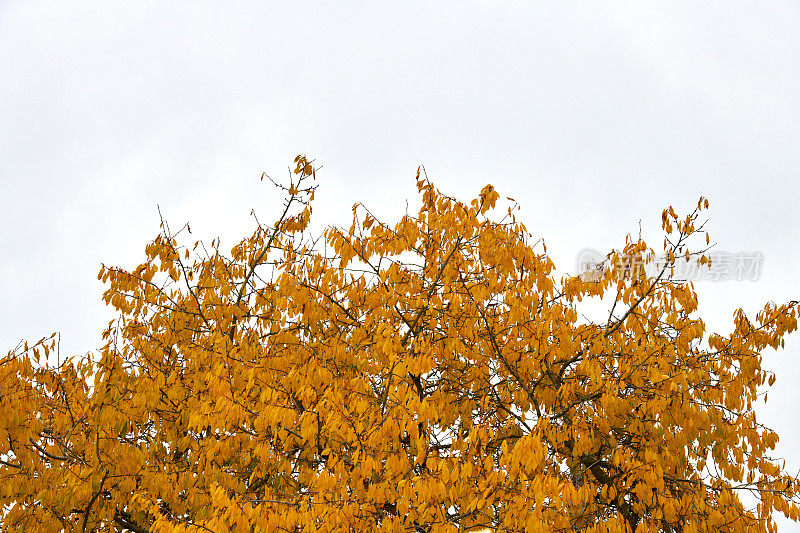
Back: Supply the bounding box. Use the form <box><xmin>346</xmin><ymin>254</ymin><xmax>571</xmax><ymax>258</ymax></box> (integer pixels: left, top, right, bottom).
<box><xmin>1</xmin><ymin>1</ymin><xmax>799</xmax><ymax>527</ymax></box>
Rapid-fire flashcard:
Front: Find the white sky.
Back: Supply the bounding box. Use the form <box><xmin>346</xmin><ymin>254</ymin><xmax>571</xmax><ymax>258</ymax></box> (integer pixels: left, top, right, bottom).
<box><xmin>1</xmin><ymin>1</ymin><xmax>799</xmax><ymax>527</ymax></box>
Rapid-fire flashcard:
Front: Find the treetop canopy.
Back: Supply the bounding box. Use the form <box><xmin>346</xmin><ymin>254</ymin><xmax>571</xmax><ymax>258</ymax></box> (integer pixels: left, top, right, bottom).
<box><xmin>1</xmin><ymin>156</ymin><xmax>798</xmax><ymax>532</ymax></box>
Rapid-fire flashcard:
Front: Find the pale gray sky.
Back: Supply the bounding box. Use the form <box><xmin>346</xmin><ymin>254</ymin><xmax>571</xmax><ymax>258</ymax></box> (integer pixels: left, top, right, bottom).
<box><xmin>2</xmin><ymin>1</ymin><xmax>799</xmax><ymax>527</ymax></box>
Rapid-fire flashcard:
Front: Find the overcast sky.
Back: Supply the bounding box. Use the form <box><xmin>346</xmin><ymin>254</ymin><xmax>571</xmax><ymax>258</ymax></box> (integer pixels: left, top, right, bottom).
<box><xmin>1</xmin><ymin>1</ymin><xmax>799</xmax><ymax>526</ymax></box>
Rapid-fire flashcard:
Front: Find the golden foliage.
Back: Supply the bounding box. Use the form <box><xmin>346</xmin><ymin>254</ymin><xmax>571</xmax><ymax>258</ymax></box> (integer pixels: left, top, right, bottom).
<box><xmin>2</xmin><ymin>157</ymin><xmax>799</xmax><ymax>532</ymax></box>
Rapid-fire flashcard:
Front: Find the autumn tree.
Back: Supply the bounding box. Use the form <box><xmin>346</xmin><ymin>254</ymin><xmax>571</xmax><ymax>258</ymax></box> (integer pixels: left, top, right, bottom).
<box><xmin>2</xmin><ymin>156</ymin><xmax>799</xmax><ymax>532</ymax></box>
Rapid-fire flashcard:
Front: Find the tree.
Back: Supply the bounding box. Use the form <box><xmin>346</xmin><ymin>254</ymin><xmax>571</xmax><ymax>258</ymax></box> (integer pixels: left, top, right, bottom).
<box><xmin>1</xmin><ymin>156</ymin><xmax>799</xmax><ymax>533</ymax></box>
